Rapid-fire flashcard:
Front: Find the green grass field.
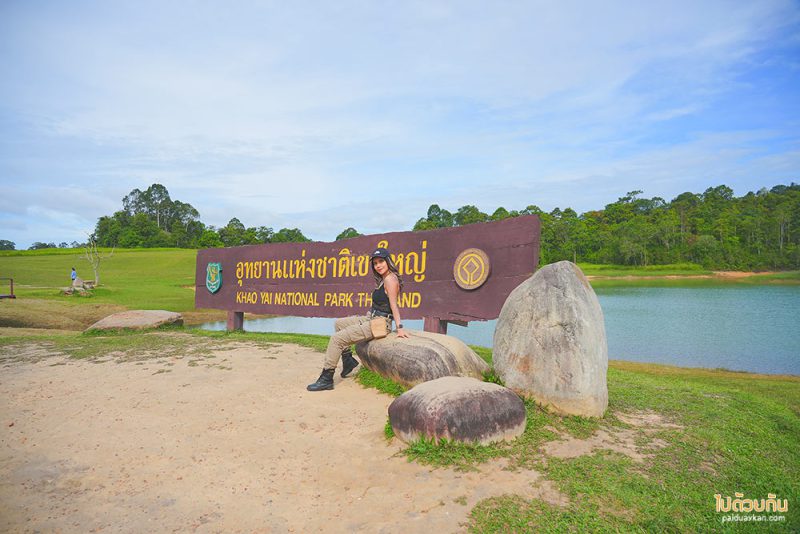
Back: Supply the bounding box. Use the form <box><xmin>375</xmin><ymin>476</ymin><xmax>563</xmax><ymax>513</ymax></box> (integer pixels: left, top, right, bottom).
<box><xmin>579</xmin><ymin>262</ymin><xmax>800</xmax><ymax>282</ymax></box>
<box><xmin>352</xmin><ymin>343</ymin><xmax>800</xmax><ymax>532</ymax></box>
<box><xmin>578</xmin><ymin>262</ymin><xmax>713</xmax><ymax>277</ymax></box>
<box><xmin>0</xmin><ymin>248</ymin><xmax>197</xmax><ymax>311</ymax></box>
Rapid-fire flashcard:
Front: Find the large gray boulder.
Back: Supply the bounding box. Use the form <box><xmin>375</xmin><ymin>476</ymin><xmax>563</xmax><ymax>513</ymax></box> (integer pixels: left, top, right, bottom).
<box><xmin>86</xmin><ymin>310</ymin><xmax>183</xmax><ymax>331</ymax></box>
<box><xmin>388</xmin><ymin>376</ymin><xmax>526</xmax><ymax>445</ymax></box>
<box><xmin>493</xmin><ymin>261</ymin><xmax>608</xmax><ymax>417</ymax></box>
<box><xmin>355</xmin><ymin>330</ymin><xmax>490</xmax><ymax>388</ymax></box>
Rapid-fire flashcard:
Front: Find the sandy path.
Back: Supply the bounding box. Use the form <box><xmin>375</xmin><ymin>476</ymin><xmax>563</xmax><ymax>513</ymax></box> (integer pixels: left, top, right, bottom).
<box><xmin>0</xmin><ymin>342</ymin><xmax>553</xmax><ymax>533</ymax></box>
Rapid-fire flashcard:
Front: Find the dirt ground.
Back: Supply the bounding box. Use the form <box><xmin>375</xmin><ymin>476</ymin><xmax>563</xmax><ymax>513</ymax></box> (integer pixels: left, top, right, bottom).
<box><xmin>0</xmin><ymin>341</ymin><xmax>562</xmax><ymax>533</ymax></box>
<box><xmin>0</xmin><ymin>298</ymin><xmax>230</xmax><ymax>331</ymax></box>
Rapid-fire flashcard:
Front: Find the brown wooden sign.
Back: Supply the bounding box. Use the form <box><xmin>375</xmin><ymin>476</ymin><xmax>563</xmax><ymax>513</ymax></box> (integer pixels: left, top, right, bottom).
<box><xmin>195</xmin><ymin>215</ymin><xmax>540</xmax><ymax>327</ymax></box>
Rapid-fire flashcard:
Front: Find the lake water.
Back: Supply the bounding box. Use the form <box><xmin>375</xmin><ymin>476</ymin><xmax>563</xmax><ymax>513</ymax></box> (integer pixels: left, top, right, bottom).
<box><xmin>200</xmin><ymin>285</ymin><xmax>800</xmax><ymax>376</ymax></box>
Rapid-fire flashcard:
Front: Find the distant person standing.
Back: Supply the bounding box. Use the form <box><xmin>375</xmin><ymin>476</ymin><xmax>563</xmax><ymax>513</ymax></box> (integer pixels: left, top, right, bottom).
<box><xmin>71</xmin><ymin>267</ymin><xmax>77</xmax><ymax>284</ymax></box>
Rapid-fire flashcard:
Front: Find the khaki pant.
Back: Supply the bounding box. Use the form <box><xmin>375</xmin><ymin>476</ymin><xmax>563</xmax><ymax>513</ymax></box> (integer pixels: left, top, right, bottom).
<box><xmin>323</xmin><ymin>315</ymin><xmax>390</xmax><ymax>369</ymax></box>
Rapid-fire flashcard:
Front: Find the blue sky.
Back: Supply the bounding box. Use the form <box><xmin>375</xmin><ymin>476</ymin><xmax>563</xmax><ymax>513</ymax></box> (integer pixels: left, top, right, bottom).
<box><xmin>1</xmin><ymin>1</ymin><xmax>798</xmax><ymax>248</ymax></box>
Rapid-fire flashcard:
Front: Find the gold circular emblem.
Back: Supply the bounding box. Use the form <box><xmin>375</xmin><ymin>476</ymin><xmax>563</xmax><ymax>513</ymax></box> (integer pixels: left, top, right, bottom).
<box><xmin>453</xmin><ymin>248</ymin><xmax>491</xmax><ymax>290</ymax></box>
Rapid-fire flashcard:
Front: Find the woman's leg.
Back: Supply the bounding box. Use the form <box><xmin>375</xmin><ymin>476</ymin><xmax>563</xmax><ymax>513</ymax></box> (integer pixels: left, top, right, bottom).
<box><xmin>333</xmin><ymin>315</ymin><xmax>366</xmax><ymax>377</ymax></box>
<box><xmin>308</xmin><ymin>316</ymin><xmax>372</xmax><ymax>391</ymax></box>
<box><xmin>323</xmin><ymin>317</ymin><xmax>373</xmax><ymax>369</ymax></box>
<box><xmin>334</xmin><ymin>315</ymin><xmax>362</xmax><ymax>333</ymax></box>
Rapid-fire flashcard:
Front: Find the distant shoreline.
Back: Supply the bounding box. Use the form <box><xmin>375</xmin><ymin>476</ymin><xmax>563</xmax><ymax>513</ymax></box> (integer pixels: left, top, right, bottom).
<box><xmin>586</xmin><ymin>270</ymin><xmax>777</xmax><ymax>281</ymax></box>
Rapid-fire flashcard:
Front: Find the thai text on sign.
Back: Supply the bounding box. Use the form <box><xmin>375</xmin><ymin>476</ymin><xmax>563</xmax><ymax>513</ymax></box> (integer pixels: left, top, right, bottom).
<box><xmin>194</xmin><ymin>215</ymin><xmax>540</xmax><ymax>321</ymax></box>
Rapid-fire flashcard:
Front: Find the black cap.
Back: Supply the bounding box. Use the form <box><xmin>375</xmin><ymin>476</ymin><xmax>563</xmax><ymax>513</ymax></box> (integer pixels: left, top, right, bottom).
<box><xmin>370</xmin><ymin>247</ymin><xmax>390</xmax><ymax>259</ymax></box>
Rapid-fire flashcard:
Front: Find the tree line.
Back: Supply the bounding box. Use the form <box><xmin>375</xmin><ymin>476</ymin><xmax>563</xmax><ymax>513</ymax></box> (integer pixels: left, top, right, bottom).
<box><xmin>1</xmin><ymin>239</ymin><xmax>84</xmax><ymax>251</ymax></box>
<box><xmin>6</xmin><ymin>182</ymin><xmax>799</xmax><ymax>270</ymax></box>
<box><xmin>90</xmin><ymin>184</ymin><xmax>311</xmax><ymax>249</ymax></box>
<box><xmin>412</xmin><ymin>184</ymin><xmax>800</xmax><ymax>269</ymax></box>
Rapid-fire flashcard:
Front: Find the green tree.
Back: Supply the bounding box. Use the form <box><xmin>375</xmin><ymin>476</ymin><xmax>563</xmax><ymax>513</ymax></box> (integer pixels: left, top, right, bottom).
<box><xmin>490</xmin><ymin>207</ymin><xmax>511</xmax><ymax>220</ymax></box>
<box><xmin>146</xmin><ymin>183</ymin><xmax>172</xmax><ymax>230</ymax></box>
<box><xmin>520</xmin><ymin>205</ymin><xmax>545</xmax><ymax>216</ymax></box>
<box><xmin>546</xmin><ymin>208</ymin><xmax>584</xmax><ymax>262</ymax></box>
<box><xmin>198</xmin><ymin>229</ymin><xmax>224</xmax><ymax>248</ymax></box>
<box><xmin>336</xmin><ymin>227</ymin><xmax>362</xmax><ymax>240</ymax></box>
<box><xmin>272</xmin><ymin>228</ymin><xmax>310</xmax><ymax>243</ymax></box>
<box><xmin>95</xmin><ymin>211</ymin><xmax>128</xmax><ymax>247</ymax></box>
<box><xmin>28</xmin><ymin>242</ymin><xmax>56</xmax><ymax>250</ymax></box>
<box><xmin>255</xmin><ymin>226</ymin><xmax>274</xmax><ymax>243</ymax></box>
<box><xmin>580</xmin><ymin>211</ymin><xmax>609</xmax><ymax>264</ymax></box>
<box><xmin>651</xmin><ymin>208</ymin><xmax>680</xmax><ymax>263</ymax></box>
<box><xmin>409</xmin><ymin>183</ymin><xmax>800</xmax><ymax>269</ymax></box>
<box><xmin>0</xmin><ymin>240</ymin><xmax>15</xmax><ymax>250</ymax></box>
<box><xmin>603</xmin><ymin>191</ymin><xmax>643</xmax><ymax>224</ymax></box>
<box><xmin>414</xmin><ymin>204</ymin><xmax>455</xmax><ymax>230</ymax></box>
<box><xmin>689</xmin><ymin>235</ymin><xmax>722</xmax><ymax>266</ymax></box>
<box><xmin>100</xmin><ymin>184</ymin><xmax>201</xmax><ymax>248</ymax></box>
<box><xmin>219</xmin><ymin>218</ymin><xmax>246</xmax><ymax>247</ymax></box>
<box><xmin>454</xmin><ymin>205</ymin><xmax>488</xmax><ymax>226</ymax></box>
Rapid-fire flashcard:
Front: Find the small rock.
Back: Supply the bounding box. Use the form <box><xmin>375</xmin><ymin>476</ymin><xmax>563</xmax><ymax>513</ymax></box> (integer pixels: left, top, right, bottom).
<box><xmin>388</xmin><ymin>376</ymin><xmax>526</xmax><ymax>445</ymax></box>
<box><xmin>355</xmin><ymin>330</ymin><xmax>489</xmax><ymax>388</ymax></box>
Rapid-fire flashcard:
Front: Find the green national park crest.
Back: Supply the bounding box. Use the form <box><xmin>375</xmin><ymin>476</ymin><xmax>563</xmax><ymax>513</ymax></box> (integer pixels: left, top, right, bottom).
<box><xmin>206</xmin><ymin>262</ymin><xmax>222</xmax><ymax>293</ymax></box>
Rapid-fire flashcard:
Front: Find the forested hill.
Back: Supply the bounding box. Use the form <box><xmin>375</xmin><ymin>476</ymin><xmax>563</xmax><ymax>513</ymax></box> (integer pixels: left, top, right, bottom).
<box><xmin>10</xmin><ymin>183</ymin><xmax>799</xmax><ymax>271</ymax></box>
<box><xmin>412</xmin><ymin>185</ymin><xmax>800</xmax><ymax>270</ymax></box>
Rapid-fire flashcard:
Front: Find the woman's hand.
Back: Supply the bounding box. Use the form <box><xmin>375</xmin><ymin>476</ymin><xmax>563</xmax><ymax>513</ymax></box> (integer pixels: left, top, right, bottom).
<box><xmin>396</xmin><ymin>327</ymin><xmax>409</xmax><ymax>339</ymax></box>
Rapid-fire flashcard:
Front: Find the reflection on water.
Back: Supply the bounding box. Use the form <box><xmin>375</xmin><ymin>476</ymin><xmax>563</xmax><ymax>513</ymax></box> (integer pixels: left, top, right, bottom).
<box><xmin>199</xmin><ymin>285</ymin><xmax>800</xmax><ymax>375</ymax></box>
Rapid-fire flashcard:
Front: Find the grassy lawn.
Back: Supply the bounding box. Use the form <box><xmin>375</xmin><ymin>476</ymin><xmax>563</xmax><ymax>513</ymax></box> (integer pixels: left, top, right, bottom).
<box><xmin>0</xmin><ymin>248</ymin><xmax>222</xmax><ymax>327</ymax></box>
<box><xmin>589</xmin><ymin>274</ymin><xmax>800</xmax><ymax>289</ymax></box>
<box><xmin>742</xmin><ymin>271</ymin><xmax>800</xmax><ymax>283</ymax></box>
<box><xmin>580</xmin><ymin>262</ymin><xmax>800</xmax><ymax>283</ymax></box>
<box><xmin>579</xmin><ymin>262</ymin><xmax>713</xmax><ymax>277</ymax></box>
<box><xmin>366</xmin><ymin>344</ymin><xmax>800</xmax><ymax>532</ymax></box>
<box><xmin>0</xmin><ymin>248</ymin><xmax>198</xmax><ymax>310</ymax></box>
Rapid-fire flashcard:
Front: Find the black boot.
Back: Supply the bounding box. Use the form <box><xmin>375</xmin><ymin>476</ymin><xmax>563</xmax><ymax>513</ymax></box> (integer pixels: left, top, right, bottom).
<box><xmin>341</xmin><ymin>348</ymin><xmax>359</xmax><ymax>378</ymax></box>
<box><xmin>307</xmin><ymin>368</ymin><xmax>335</xmax><ymax>391</ymax></box>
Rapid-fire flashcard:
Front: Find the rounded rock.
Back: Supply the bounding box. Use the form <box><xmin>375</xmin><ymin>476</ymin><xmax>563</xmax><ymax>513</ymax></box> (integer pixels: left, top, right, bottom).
<box><xmin>388</xmin><ymin>376</ymin><xmax>527</xmax><ymax>445</ymax></box>
<box><xmin>493</xmin><ymin>260</ymin><xmax>608</xmax><ymax>417</ymax></box>
<box><xmin>355</xmin><ymin>330</ymin><xmax>489</xmax><ymax>388</ymax></box>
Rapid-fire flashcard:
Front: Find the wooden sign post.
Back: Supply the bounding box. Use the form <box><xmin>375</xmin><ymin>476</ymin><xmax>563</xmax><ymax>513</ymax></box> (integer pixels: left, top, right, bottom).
<box><xmin>195</xmin><ymin>215</ymin><xmax>540</xmax><ymax>333</ymax></box>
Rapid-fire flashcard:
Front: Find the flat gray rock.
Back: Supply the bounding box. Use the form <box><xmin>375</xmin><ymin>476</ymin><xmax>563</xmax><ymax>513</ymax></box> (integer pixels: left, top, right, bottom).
<box><xmin>388</xmin><ymin>376</ymin><xmax>526</xmax><ymax>445</ymax></box>
<box><xmin>355</xmin><ymin>330</ymin><xmax>490</xmax><ymax>388</ymax></box>
<box><xmin>493</xmin><ymin>261</ymin><xmax>608</xmax><ymax>418</ymax></box>
<box><xmin>86</xmin><ymin>310</ymin><xmax>183</xmax><ymax>331</ymax></box>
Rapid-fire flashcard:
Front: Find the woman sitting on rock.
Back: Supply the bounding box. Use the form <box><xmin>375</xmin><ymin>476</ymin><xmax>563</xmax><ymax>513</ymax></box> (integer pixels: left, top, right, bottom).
<box><xmin>307</xmin><ymin>247</ymin><xmax>409</xmax><ymax>391</ymax></box>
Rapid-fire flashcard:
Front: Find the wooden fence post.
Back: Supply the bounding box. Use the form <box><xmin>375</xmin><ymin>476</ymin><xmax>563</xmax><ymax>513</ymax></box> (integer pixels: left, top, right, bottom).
<box><xmin>423</xmin><ymin>316</ymin><xmax>448</xmax><ymax>334</ymax></box>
